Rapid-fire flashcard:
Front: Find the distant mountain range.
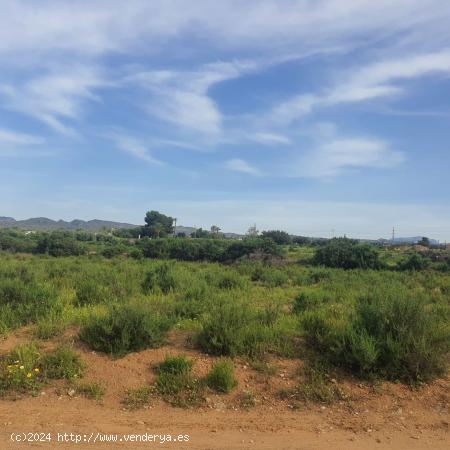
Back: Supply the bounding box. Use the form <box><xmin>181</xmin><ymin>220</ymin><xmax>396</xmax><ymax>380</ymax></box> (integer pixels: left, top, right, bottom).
<box><xmin>0</xmin><ymin>216</ymin><xmax>137</xmax><ymax>231</ymax></box>
<box><xmin>0</xmin><ymin>216</ymin><xmax>241</xmax><ymax>237</ymax></box>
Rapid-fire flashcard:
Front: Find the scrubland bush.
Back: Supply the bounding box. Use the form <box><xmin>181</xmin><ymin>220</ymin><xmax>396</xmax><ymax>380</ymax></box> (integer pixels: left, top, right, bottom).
<box><xmin>398</xmin><ymin>252</ymin><xmax>430</xmax><ymax>271</ymax></box>
<box><xmin>197</xmin><ymin>297</ymin><xmax>291</xmax><ymax>358</ymax></box>
<box><xmin>155</xmin><ymin>355</ymin><xmax>202</xmax><ymax>407</ymax></box>
<box><xmin>142</xmin><ymin>263</ymin><xmax>177</xmax><ymax>294</ymax></box>
<box><xmin>293</xmin><ymin>289</ymin><xmax>334</xmax><ymax>313</ymax></box>
<box><xmin>0</xmin><ymin>344</ymin><xmax>84</xmax><ymax>396</ymax></box>
<box><xmin>206</xmin><ymin>359</ymin><xmax>237</xmax><ymax>393</ymax></box>
<box><xmin>79</xmin><ymin>303</ymin><xmax>173</xmax><ymax>356</ymax></box>
<box><xmin>0</xmin><ymin>278</ymin><xmax>60</xmax><ymax>331</ymax></box>
<box><xmin>314</xmin><ymin>238</ymin><xmax>382</xmax><ymax>269</ymax></box>
<box><xmin>75</xmin><ymin>278</ymin><xmax>108</xmax><ymax>306</ymax></box>
<box><xmin>251</xmin><ymin>266</ymin><xmax>289</xmax><ymax>287</ymax></box>
<box><xmin>301</xmin><ymin>289</ymin><xmax>450</xmax><ymax>382</ymax></box>
<box><xmin>0</xmin><ymin>343</ymin><xmax>42</xmax><ymax>395</ymax></box>
<box><xmin>41</xmin><ymin>345</ymin><xmax>84</xmax><ymax>380</ymax></box>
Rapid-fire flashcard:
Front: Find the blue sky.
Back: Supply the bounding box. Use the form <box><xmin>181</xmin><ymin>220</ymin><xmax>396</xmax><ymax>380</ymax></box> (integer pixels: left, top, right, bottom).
<box><xmin>1</xmin><ymin>0</ymin><xmax>450</xmax><ymax>240</ymax></box>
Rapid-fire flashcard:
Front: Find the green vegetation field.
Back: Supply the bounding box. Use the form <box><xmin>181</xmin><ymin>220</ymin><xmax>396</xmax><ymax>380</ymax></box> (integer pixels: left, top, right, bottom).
<box><xmin>1</xmin><ymin>229</ymin><xmax>449</xmax><ymax>404</ymax></box>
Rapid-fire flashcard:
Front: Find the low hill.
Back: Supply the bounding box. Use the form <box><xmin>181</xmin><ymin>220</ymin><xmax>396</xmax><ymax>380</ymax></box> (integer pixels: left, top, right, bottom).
<box><xmin>0</xmin><ymin>217</ymin><xmax>138</xmax><ymax>231</ymax></box>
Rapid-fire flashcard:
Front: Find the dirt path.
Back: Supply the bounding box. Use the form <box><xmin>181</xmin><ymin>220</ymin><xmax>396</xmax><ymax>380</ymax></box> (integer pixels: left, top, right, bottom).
<box><xmin>1</xmin><ymin>398</ymin><xmax>449</xmax><ymax>450</ymax></box>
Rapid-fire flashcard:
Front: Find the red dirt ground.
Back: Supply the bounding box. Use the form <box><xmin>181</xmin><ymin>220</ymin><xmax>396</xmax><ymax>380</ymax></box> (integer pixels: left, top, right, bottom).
<box><xmin>0</xmin><ymin>327</ymin><xmax>448</xmax><ymax>450</ymax></box>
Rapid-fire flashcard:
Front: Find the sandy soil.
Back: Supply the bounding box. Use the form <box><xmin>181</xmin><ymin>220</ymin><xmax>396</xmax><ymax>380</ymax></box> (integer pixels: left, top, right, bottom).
<box><xmin>0</xmin><ymin>328</ymin><xmax>448</xmax><ymax>450</ymax></box>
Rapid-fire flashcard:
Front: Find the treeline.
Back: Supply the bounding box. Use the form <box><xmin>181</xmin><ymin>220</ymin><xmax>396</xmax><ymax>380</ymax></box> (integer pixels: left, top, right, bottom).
<box><xmin>0</xmin><ymin>229</ymin><xmax>283</xmax><ymax>262</ymax></box>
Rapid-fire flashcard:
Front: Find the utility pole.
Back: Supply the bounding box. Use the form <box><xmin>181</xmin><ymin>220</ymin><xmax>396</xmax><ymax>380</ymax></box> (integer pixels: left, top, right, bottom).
<box><xmin>173</xmin><ymin>218</ymin><xmax>177</xmax><ymax>237</ymax></box>
<box><xmin>392</xmin><ymin>226</ymin><xmax>395</xmax><ymax>243</ymax></box>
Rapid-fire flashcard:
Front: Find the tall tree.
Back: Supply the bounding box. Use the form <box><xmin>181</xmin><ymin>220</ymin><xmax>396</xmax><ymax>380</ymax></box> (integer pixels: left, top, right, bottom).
<box><xmin>143</xmin><ymin>210</ymin><xmax>174</xmax><ymax>238</ymax></box>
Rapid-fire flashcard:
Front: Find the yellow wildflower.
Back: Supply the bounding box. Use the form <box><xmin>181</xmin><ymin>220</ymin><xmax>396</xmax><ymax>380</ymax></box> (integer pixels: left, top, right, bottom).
<box><xmin>26</xmin><ymin>373</ymin><xmax>32</xmax><ymax>378</ymax></box>
<box><xmin>34</xmin><ymin>368</ymin><xmax>40</xmax><ymax>373</ymax></box>
<box><xmin>19</xmin><ymin>366</ymin><xmax>24</xmax><ymax>370</ymax></box>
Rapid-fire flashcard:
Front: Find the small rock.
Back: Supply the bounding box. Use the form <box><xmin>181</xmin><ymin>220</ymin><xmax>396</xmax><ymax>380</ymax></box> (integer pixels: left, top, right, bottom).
<box><xmin>136</xmin><ymin>420</ymin><xmax>145</xmax><ymax>425</ymax></box>
<box><xmin>67</xmin><ymin>389</ymin><xmax>76</xmax><ymax>397</ymax></box>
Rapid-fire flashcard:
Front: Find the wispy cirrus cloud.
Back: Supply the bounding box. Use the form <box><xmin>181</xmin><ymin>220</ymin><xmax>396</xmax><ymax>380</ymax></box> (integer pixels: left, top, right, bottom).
<box><xmin>101</xmin><ymin>131</ymin><xmax>164</xmax><ymax>165</ymax></box>
<box><xmin>0</xmin><ymin>128</ymin><xmax>43</xmax><ymax>146</ymax></box>
<box><xmin>0</xmin><ymin>66</ymin><xmax>104</xmax><ymax>135</ymax></box>
<box><xmin>225</xmin><ymin>158</ymin><xmax>261</xmax><ymax>175</ymax></box>
<box><xmin>271</xmin><ymin>50</ymin><xmax>450</xmax><ymax>124</ymax></box>
<box><xmin>292</xmin><ymin>137</ymin><xmax>405</xmax><ymax>178</ymax></box>
<box><xmin>127</xmin><ymin>60</ymin><xmax>259</xmax><ymax>139</ymax></box>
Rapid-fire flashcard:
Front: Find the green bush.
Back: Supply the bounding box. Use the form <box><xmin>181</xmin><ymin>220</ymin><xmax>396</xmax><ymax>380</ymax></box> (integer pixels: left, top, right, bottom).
<box><xmin>251</xmin><ymin>266</ymin><xmax>289</xmax><ymax>287</ymax></box>
<box><xmin>314</xmin><ymin>238</ymin><xmax>382</xmax><ymax>270</ymax></box>
<box><xmin>206</xmin><ymin>359</ymin><xmax>237</xmax><ymax>393</ymax></box>
<box><xmin>75</xmin><ymin>279</ymin><xmax>108</xmax><ymax>306</ymax></box>
<box><xmin>197</xmin><ymin>298</ymin><xmax>284</xmax><ymax>358</ymax></box>
<box><xmin>0</xmin><ymin>343</ymin><xmax>43</xmax><ymax>395</ymax></box>
<box><xmin>123</xmin><ymin>386</ymin><xmax>153</xmax><ymax>410</ymax></box>
<box><xmin>35</xmin><ymin>232</ymin><xmax>86</xmax><ymax>257</ymax></box>
<box><xmin>79</xmin><ymin>303</ymin><xmax>173</xmax><ymax>356</ymax></box>
<box><xmin>142</xmin><ymin>263</ymin><xmax>177</xmax><ymax>294</ymax></box>
<box><xmin>0</xmin><ymin>278</ymin><xmax>60</xmax><ymax>330</ymax></box>
<box><xmin>398</xmin><ymin>252</ymin><xmax>430</xmax><ymax>271</ymax></box>
<box><xmin>293</xmin><ymin>289</ymin><xmax>333</xmax><ymax>313</ymax></box>
<box><xmin>75</xmin><ymin>381</ymin><xmax>105</xmax><ymax>400</ymax></box>
<box><xmin>155</xmin><ymin>355</ymin><xmax>203</xmax><ymax>407</ymax></box>
<box><xmin>157</xmin><ymin>355</ymin><xmax>193</xmax><ymax>377</ymax></box>
<box><xmin>301</xmin><ymin>290</ymin><xmax>450</xmax><ymax>382</ymax></box>
<box><xmin>41</xmin><ymin>345</ymin><xmax>84</xmax><ymax>380</ymax></box>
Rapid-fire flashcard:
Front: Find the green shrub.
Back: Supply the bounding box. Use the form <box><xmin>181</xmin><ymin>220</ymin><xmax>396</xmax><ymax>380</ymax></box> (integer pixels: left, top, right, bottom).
<box><xmin>301</xmin><ymin>290</ymin><xmax>450</xmax><ymax>382</ymax></box>
<box><xmin>215</xmin><ymin>272</ymin><xmax>246</xmax><ymax>290</ymax></box>
<box><xmin>0</xmin><ymin>278</ymin><xmax>60</xmax><ymax>329</ymax></box>
<box><xmin>314</xmin><ymin>238</ymin><xmax>382</xmax><ymax>270</ymax></box>
<box><xmin>79</xmin><ymin>303</ymin><xmax>173</xmax><ymax>356</ymax></box>
<box><xmin>41</xmin><ymin>345</ymin><xmax>84</xmax><ymax>380</ymax></box>
<box><xmin>251</xmin><ymin>267</ymin><xmax>289</xmax><ymax>287</ymax></box>
<box><xmin>206</xmin><ymin>359</ymin><xmax>237</xmax><ymax>393</ymax></box>
<box><xmin>34</xmin><ymin>313</ymin><xmax>67</xmax><ymax>339</ymax></box>
<box><xmin>398</xmin><ymin>252</ymin><xmax>430</xmax><ymax>271</ymax></box>
<box><xmin>197</xmin><ymin>298</ymin><xmax>284</xmax><ymax>358</ymax></box>
<box><xmin>75</xmin><ymin>381</ymin><xmax>105</xmax><ymax>400</ymax></box>
<box><xmin>75</xmin><ymin>279</ymin><xmax>108</xmax><ymax>306</ymax></box>
<box><xmin>155</xmin><ymin>355</ymin><xmax>203</xmax><ymax>407</ymax></box>
<box><xmin>0</xmin><ymin>343</ymin><xmax>43</xmax><ymax>395</ymax></box>
<box><xmin>142</xmin><ymin>263</ymin><xmax>177</xmax><ymax>294</ymax></box>
<box><xmin>293</xmin><ymin>289</ymin><xmax>333</xmax><ymax>313</ymax></box>
<box><xmin>123</xmin><ymin>386</ymin><xmax>153</xmax><ymax>410</ymax></box>
<box><xmin>156</xmin><ymin>355</ymin><xmax>193</xmax><ymax>376</ymax></box>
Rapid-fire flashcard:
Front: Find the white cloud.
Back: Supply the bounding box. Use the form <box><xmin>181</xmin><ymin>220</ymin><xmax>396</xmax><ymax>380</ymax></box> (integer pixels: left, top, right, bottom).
<box><xmin>1</xmin><ymin>1</ymin><xmax>449</xmax><ymax>61</ymax></box>
<box><xmin>225</xmin><ymin>158</ymin><xmax>261</xmax><ymax>175</ymax></box>
<box><xmin>105</xmin><ymin>133</ymin><xmax>164</xmax><ymax>166</ymax></box>
<box><xmin>0</xmin><ymin>66</ymin><xmax>103</xmax><ymax>135</ymax></box>
<box><xmin>293</xmin><ymin>138</ymin><xmax>405</xmax><ymax>178</ymax></box>
<box><xmin>272</xmin><ymin>50</ymin><xmax>450</xmax><ymax>124</ymax></box>
<box><xmin>129</xmin><ymin>61</ymin><xmax>258</xmax><ymax>138</ymax></box>
<box><xmin>0</xmin><ymin>128</ymin><xmax>43</xmax><ymax>146</ymax></box>
<box><xmin>0</xmin><ymin>128</ymin><xmax>45</xmax><ymax>157</ymax></box>
<box><xmin>246</xmin><ymin>132</ymin><xmax>291</xmax><ymax>145</ymax></box>
<box><xmin>102</xmin><ymin>131</ymin><xmax>164</xmax><ymax>164</ymax></box>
